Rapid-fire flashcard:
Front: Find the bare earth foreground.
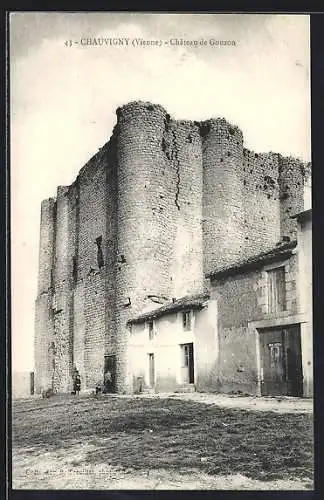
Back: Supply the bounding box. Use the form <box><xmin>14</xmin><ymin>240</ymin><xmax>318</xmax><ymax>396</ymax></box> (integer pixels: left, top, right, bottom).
<box><xmin>12</xmin><ymin>393</ymin><xmax>314</xmax><ymax>490</ymax></box>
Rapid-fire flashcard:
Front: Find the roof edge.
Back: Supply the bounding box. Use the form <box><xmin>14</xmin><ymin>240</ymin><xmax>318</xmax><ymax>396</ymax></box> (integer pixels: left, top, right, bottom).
<box><xmin>206</xmin><ymin>241</ymin><xmax>297</xmax><ymax>281</ymax></box>
<box><xmin>127</xmin><ymin>293</ymin><xmax>210</xmax><ymax>325</ymax></box>
<box><xmin>290</xmin><ymin>208</ymin><xmax>312</xmax><ymax>221</ymax></box>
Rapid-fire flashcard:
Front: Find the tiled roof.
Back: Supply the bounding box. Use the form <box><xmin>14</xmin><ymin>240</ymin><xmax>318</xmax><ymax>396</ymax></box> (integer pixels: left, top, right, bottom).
<box><xmin>290</xmin><ymin>208</ymin><xmax>312</xmax><ymax>222</ymax></box>
<box><xmin>127</xmin><ymin>293</ymin><xmax>210</xmax><ymax>325</ymax></box>
<box><xmin>207</xmin><ymin>240</ymin><xmax>297</xmax><ymax>280</ymax></box>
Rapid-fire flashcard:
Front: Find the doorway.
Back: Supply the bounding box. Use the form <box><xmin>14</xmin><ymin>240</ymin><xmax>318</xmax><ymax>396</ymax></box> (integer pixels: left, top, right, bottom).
<box><xmin>180</xmin><ymin>343</ymin><xmax>194</xmax><ymax>384</ymax></box>
<box><xmin>104</xmin><ymin>355</ymin><xmax>116</xmax><ymax>393</ymax></box>
<box><xmin>148</xmin><ymin>353</ymin><xmax>155</xmax><ymax>388</ymax></box>
<box><xmin>259</xmin><ymin>325</ymin><xmax>303</xmax><ymax>397</ymax></box>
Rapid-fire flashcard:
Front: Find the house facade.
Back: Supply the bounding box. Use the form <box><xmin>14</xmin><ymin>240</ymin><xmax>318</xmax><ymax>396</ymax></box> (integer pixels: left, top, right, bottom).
<box><xmin>207</xmin><ymin>221</ymin><xmax>312</xmax><ymax>398</ymax></box>
<box><xmin>127</xmin><ymin>294</ymin><xmax>217</xmax><ymax>393</ymax></box>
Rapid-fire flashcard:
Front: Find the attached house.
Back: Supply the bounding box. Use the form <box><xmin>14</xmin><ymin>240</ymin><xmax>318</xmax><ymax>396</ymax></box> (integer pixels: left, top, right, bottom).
<box><xmin>126</xmin><ymin>209</ymin><xmax>312</xmax><ymax>398</ymax></box>
<box><xmin>208</xmin><ymin>242</ymin><xmax>311</xmax><ymax>397</ymax></box>
<box><xmin>207</xmin><ymin>208</ymin><xmax>312</xmax><ymax>398</ymax></box>
<box><xmin>127</xmin><ymin>294</ymin><xmax>218</xmax><ymax>393</ymax></box>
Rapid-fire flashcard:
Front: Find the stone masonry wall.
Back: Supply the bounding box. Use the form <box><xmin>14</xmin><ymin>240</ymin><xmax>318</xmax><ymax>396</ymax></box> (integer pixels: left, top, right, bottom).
<box><xmin>34</xmin><ymin>292</ymin><xmax>55</xmax><ymax>393</ymax></box>
<box><xmin>76</xmin><ymin>153</ymin><xmax>109</xmax><ymax>389</ymax></box>
<box><xmin>67</xmin><ymin>181</ymin><xmax>79</xmax><ymax>377</ymax></box>
<box><xmin>115</xmin><ymin>103</ymin><xmax>178</xmax><ymax>392</ymax></box>
<box><xmin>115</xmin><ymin>102</ymin><xmax>205</xmax><ymax>392</ymax></box>
<box><xmin>210</xmin><ymin>252</ymin><xmax>299</xmax><ymax>395</ymax></box>
<box><xmin>242</xmin><ymin>151</ymin><xmax>281</xmax><ymax>257</ymax></box>
<box><xmin>202</xmin><ymin>119</ymin><xmax>244</xmax><ymax>274</ymax></box>
<box><xmin>71</xmin><ymin>141</ymin><xmax>118</xmax><ymax>390</ymax></box>
<box><xmin>166</xmin><ymin>120</ymin><xmax>204</xmax><ymax>298</ymax></box>
<box><xmin>211</xmin><ymin>270</ymin><xmax>271</xmax><ymax>395</ymax></box>
<box><xmin>104</xmin><ymin>139</ymin><xmax>118</xmax><ymax>358</ymax></box>
<box><xmin>34</xmin><ymin>198</ymin><xmax>56</xmax><ymax>394</ymax></box>
<box><xmin>36</xmin><ymin>198</ymin><xmax>56</xmax><ymax>295</ymax></box>
<box><xmin>35</xmin><ymin>142</ymin><xmax>118</xmax><ymax>393</ymax></box>
<box><xmin>52</xmin><ymin>186</ymin><xmax>73</xmax><ymax>393</ymax></box>
<box><xmin>278</xmin><ymin>156</ymin><xmax>311</xmax><ymax>240</ymax></box>
<box><xmin>35</xmin><ymin>101</ymin><xmax>310</xmax><ymax>394</ymax></box>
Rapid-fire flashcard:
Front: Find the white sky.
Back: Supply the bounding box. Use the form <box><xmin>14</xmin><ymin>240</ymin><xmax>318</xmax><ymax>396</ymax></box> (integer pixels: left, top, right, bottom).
<box><xmin>10</xmin><ymin>12</ymin><xmax>311</xmax><ymax>372</ymax></box>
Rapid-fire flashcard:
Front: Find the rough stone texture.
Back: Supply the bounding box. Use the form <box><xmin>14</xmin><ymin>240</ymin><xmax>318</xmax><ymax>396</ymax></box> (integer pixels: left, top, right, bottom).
<box><xmin>114</xmin><ymin>103</ymin><xmax>204</xmax><ymax>392</ymax></box>
<box><xmin>202</xmin><ymin>119</ymin><xmax>244</xmax><ymax>274</ymax></box>
<box><xmin>210</xmin><ymin>251</ymin><xmax>301</xmax><ymax>395</ymax></box>
<box><xmin>34</xmin><ymin>292</ymin><xmax>55</xmax><ymax>393</ymax></box>
<box><xmin>278</xmin><ymin>156</ymin><xmax>310</xmax><ymax>240</ymax></box>
<box><xmin>76</xmin><ymin>151</ymin><xmax>111</xmax><ymax>390</ymax></box>
<box><xmin>34</xmin><ymin>101</ymin><xmax>310</xmax><ymax>394</ymax></box>
<box><xmin>52</xmin><ymin>186</ymin><xmax>72</xmax><ymax>393</ymax></box>
<box><xmin>167</xmin><ymin>120</ymin><xmax>203</xmax><ymax>298</ymax></box>
<box><xmin>115</xmin><ymin>103</ymin><xmax>173</xmax><ymax>392</ymax></box>
<box><xmin>34</xmin><ymin>199</ymin><xmax>56</xmax><ymax>394</ymax></box>
<box><xmin>216</xmin><ymin>326</ymin><xmax>259</xmax><ymax>395</ymax></box>
<box><xmin>36</xmin><ymin>198</ymin><xmax>56</xmax><ymax>295</ymax></box>
<box><xmin>242</xmin><ymin>151</ymin><xmax>281</xmax><ymax>258</ymax></box>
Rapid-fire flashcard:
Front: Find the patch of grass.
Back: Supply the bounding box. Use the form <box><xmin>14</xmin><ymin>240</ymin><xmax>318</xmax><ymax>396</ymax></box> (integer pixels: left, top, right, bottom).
<box><xmin>12</xmin><ymin>395</ymin><xmax>313</xmax><ymax>482</ymax></box>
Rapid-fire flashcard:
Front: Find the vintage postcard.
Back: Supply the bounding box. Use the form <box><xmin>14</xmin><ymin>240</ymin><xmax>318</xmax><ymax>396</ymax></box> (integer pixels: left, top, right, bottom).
<box><xmin>10</xmin><ymin>12</ymin><xmax>313</xmax><ymax>490</ymax></box>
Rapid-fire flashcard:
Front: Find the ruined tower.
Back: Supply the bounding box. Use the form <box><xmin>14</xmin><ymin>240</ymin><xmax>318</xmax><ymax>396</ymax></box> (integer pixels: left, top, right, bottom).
<box><xmin>34</xmin><ymin>101</ymin><xmax>310</xmax><ymax>395</ymax></box>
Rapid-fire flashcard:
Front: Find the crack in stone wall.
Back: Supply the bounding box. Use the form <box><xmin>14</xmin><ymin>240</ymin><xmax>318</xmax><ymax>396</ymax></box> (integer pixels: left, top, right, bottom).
<box><xmin>170</xmin><ymin>128</ymin><xmax>181</xmax><ymax>211</ymax></box>
<box><xmin>162</xmin><ymin>118</ymin><xmax>181</xmax><ymax>210</ymax></box>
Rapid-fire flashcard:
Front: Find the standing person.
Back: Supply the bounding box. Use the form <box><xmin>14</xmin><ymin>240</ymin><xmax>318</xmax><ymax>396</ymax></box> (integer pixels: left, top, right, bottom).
<box><xmin>71</xmin><ymin>365</ymin><xmax>78</xmax><ymax>395</ymax></box>
<box><xmin>104</xmin><ymin>370</ymin><xmax>112</xmax><ymax>393</ymax></box>
<box><xmin>74</xmin><ymin>371</ymin><xmax>81</xmax><ymax>396</ymax></box>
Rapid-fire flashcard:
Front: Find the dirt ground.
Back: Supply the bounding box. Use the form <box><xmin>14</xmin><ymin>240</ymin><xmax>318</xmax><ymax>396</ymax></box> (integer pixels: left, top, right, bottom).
<box><xmin>11</xmin><ymin>392</ymin><xmax>314</xmax><ymax>490</ymax></box>
<box><xmin>151</xmin><ymin>392</ymin><xmax>313</xmax><ymax>413</ymax></box>
<box><xmin>12</xmin><ymin>448</ymin><xmax>312</xmax><ymax>490</ymax></box>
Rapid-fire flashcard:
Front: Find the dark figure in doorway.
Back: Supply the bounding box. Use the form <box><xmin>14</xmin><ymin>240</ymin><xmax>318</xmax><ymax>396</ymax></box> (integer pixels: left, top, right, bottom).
<box><xmin>74</xmin><ymin>371</ymin><xmax>81</xmax><ymax>395</ymax></box>
<box><xmin>286</xmin><ymin>347</ymin><xmax>302</xmax><ymax>397</ymax></box>
<box><xmin>104</xmin><ymin>370</ymin><xmax>113</xmax><ymax>393</ymax></box>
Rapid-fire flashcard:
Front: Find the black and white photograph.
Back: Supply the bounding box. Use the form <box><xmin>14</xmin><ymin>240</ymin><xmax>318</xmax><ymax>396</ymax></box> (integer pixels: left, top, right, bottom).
<box><xmin>10</xmin><ymin>12</ymin><xmax>313</xmax><ymax>490</ymax></box>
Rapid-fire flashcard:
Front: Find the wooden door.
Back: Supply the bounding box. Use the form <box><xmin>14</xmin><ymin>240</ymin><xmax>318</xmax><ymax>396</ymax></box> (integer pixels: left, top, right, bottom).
<box><xmin>148</xmin><ymin>353</ymin><xmax>155</xmax><ymax>388</ymax></box>
<box><xmin>181</xmin><ymin>343</ymin><xmax>194</xmax><ymax>384</ymax></box>
<box><xmin>30</xmin><ymin>372</ymin><xmax>35</xmax><ymax>395</ymax></box>
<box><xmin>188</xmin><ymin>343</ymin><xmax>195</xmax><ymax>383</ymax></box>
<box><xmin>259</xmin><ymin>325</ymin><xmax>303</xmax><ymax>396</ymax></box>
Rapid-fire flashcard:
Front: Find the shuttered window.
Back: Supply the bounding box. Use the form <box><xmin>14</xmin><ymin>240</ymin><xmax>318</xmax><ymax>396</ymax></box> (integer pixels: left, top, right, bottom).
<box><xmin>267</xmin><ymin>267</ymin><xmax>286</xmax><ymax>313</ymax></box>
<box><xmin>148</xmin><ymin>320</ymin><xmax>154</xmax><ymax>340</ymax></box>
<box><xmin>182</xmin><ymin>311</ymin><xmax>192</xmax><ymax>331</ymax></box>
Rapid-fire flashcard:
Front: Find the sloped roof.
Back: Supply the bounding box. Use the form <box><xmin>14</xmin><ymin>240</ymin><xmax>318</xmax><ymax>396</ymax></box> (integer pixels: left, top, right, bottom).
<box><xmin>290</xmin><ymin>208</ymin><xmax>312</xmax><ymax>222</ymax></box>
<box><xmin>207</xmin><ymin>240</ymin><xmax>297</xmax><ymax>281</ymax></box>
<box><xmin>127</xmin><ymin>293</ymin><xmax>210</xmax><ymax>325</ymax></box>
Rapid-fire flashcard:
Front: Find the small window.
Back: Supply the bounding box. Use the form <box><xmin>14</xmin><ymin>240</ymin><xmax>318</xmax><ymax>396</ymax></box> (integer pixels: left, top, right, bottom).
<box><xmin>148</xmin><ymin>320</ymin><xmax>154</xmax><ymax>340</ymax></box>
<box><xmin>72</xmin><ymin>257</ymin><xmax>77</xmax><ymax>282</ymax></box>
<box><xmin>95</xmin><ymin>236</ymin><xmax>104</xmax><ymax>269</ymax></box>
<box><xmin>182</xmin><ymin>311</ymin><xmax>192</xmax><ymax>331</ymax></box>
<box><xmin>267</xmin><ymin>267</ymin><xmax>286</xmax><ymax>313</ymax></box>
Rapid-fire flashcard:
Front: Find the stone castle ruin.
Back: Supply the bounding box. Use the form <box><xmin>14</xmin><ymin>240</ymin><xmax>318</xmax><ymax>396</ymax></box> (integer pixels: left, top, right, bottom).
<box><xmin>34</xmin><ymin>101</ymin><xmax>311</xmax><ymax>395</ymax></box>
